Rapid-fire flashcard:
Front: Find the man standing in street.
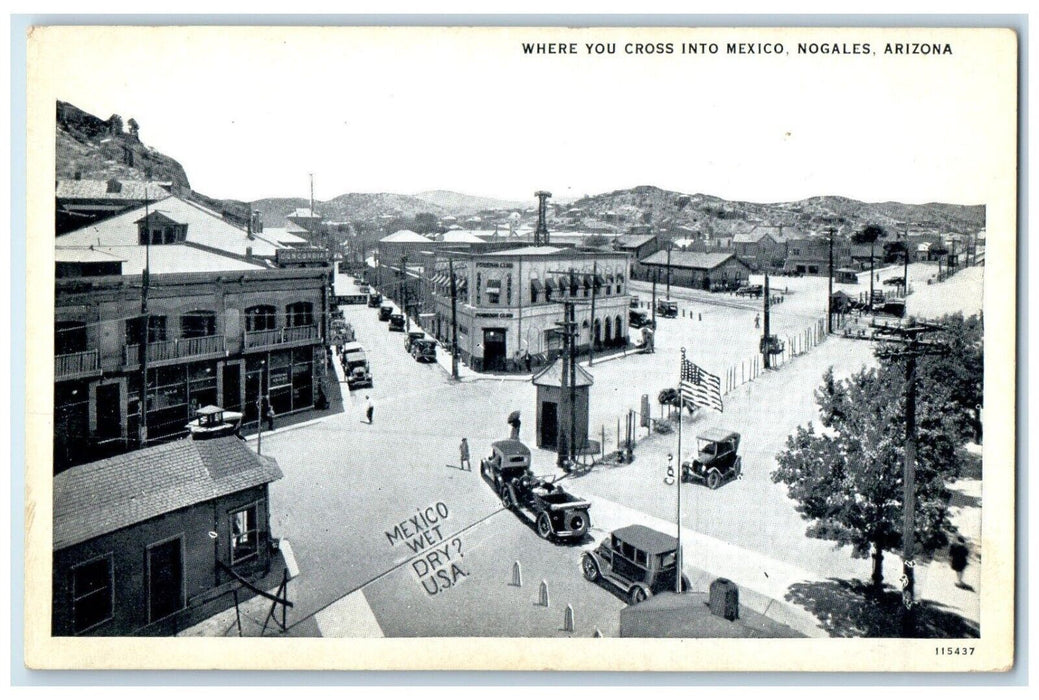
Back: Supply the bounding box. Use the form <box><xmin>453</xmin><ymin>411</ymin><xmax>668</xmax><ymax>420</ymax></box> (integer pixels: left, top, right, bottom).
<box><xmin>365</xmin><ymin>395</ymin><xmax>374</xmax><ymax>424</ymax></box>
<box><xmin>459</xmin><ymin>438</ymin><xmax>471</xmax><ymax>471</ymax></box>
<box><xmin>265</xmin><ymin>399</ymin><xmax>275</xmax><ymax>432</ymax></box>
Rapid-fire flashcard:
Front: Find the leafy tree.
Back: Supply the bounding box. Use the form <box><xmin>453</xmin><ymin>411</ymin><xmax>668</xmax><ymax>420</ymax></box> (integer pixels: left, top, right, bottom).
<box><xmin>917</xmin><ymin>313</ymin><xmax>984</xmax><ymax>442</ymax></box>
<box><xmin>852</xmin><ymin>224</ymin><xmax>887</xmax><ymax>305</ymax></box>
<box><xmin>413</xmin><ymin>212</ymin><xmax>439</xmax><ymax>234</ymax></box>
<box><xmin>772</xmin><ymin>365</ymin><xmax>962</xmax><ymax>588</ymax></box>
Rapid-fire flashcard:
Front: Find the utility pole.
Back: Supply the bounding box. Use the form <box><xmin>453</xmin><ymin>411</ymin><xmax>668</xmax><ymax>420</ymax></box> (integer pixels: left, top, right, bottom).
<box><xmin>400</xmin><ymin>254</ymin><xmax>410</xmax><ymax>331</ymax></box>
<box><xmin>256</xmin><ymin>360</ymin><xmax>268</xmax><ymax>455</ymax></box>
<box><xmin>869</xmin><ymin>322</ymin><xmax>948</xmax><ymax>637</ymax></box>
<box><xmin>902</xmin><ymin>224</ymin><xmax>910</xmax><ymax>298</ymax></box>
<box><xmin>675</xmin><ymin>347</ymin><xmax>686</xmax><ymax>593</ymax></box>
<box><xmin>588</xmin><ymin>261</ymin><xmax>597</xmax><ymax>366</ymax></box>
<box><xmin>567</xmin><ymin>300</ymin><xmax>577</xmax><ymax>470</ymax></box>
<box><xmin>651</xmin><ymin>268</ymin><xmax>658</xmax><ymax>327</ymax></box>
<box><xmin>827</xmin><ymin>228</ymin><xmax>834</xmax><ymax>334</ymax></box>
<box><xmin>138</xmin><ymin>191</ymin><xmax>152</xmax><ymax>447</ymax></box>
<box><xmin>666</xmin><ymin>243</ymin><xmax>673</xmax><ymax>300</ymax></box>
<box><xmin>449</xmin><ymin>256</ymin><xmax>459</xmax><ymax>380</ymax></box>
<box><xmin>762</xmin><ymin>272</ymin><xmax>772</xmax><ymax>370</ymax></box>
<box><xmin>554</xmin><ymin>301</ymin><xmax>579</xmax><ymax>470</ymax></box>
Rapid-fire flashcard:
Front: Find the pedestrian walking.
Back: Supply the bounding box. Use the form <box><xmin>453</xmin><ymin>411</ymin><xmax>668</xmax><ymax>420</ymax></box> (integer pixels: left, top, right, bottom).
<box><xmin>365</xmin><ymin>395</ymin><xmax>374</xmax><ymax>424</ymax></box>
<box><xmin>524</xmin><ymin>351</ymin><xmax>532</xmax><ymax>373</ymax></box>
<box><xmin>754</xmin><ymin>313</ymin><xmax>760</xmax><ymax>329</ymax></box>
<box><xmin>459</xmin><ymin>438</ymin><xmax>471</xmax><ymax>471</ymax></box>
<box><xmin>265</xmin><ymin>400</ymin><xmax>275</xmax><ymax>431</ymax></box>
<box><xmin>507</xmin><ymin>410</ymin><xmax>521</xmax><ymax>440</ymax></box>
<box><xmin>949</xmin><ymin>536</ymin><xmax>971</xmax><ymax>588</ymax></box>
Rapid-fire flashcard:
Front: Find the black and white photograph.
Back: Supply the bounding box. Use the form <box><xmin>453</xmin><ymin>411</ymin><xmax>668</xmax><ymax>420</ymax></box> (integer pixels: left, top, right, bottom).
<box><xmin>22</xmin><ymin>23</ymin><xmax>1017</xmax><ymax>672</ymax></box>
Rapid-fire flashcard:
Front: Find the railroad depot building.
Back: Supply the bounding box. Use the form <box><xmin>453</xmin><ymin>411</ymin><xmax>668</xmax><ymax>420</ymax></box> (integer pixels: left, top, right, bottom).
<box><xmin>52</xmin><ymin>435</ymin><xmax>284</xmax><ymax>636</ymax></box>
<box><xmin>54</xmin><ymin>195</ymin><xmax>331</xmax><ymax>472</ymax></box>
<box><xmin>426</xmin><ymin>247</ymin><xmax>631</xmax><ymax>372</ymax></box>
<box><xmin>635</xmin><ymin>251</ymin><xmax>752</xmax><ymax>291</ymax></box>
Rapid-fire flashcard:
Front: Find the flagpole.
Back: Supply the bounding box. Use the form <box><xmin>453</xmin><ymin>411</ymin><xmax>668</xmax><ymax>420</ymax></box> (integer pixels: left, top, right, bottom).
<box><xmin>676</xmin><ymin>347</ymin><xmax>684</xmax><ymax>593</ymax></box>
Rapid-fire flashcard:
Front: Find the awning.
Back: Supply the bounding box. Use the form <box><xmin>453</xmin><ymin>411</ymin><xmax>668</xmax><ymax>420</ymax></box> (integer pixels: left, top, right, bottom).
<box><xmin>530</xmin><ymin>278</ymin><xmax>544</xmax><ymax>293</ymax></box>
<box><xmin>594</xmin><ymin>273</ymin><xmax>607</xmax><ymax>286</ymax></box>
<box><xmin>582</xmin><ymin>276</ymin><xmax>592</xmax><ymax>289</ymax></box>
<box><xmin>543</xmin><ymin>277</ymin><xmax>556</xmax><ymax>291</ymax></box>
<box><xmin>486</xmin><ymin>278</ymin><xmax>502</xmax><ymax>289</ymax></box>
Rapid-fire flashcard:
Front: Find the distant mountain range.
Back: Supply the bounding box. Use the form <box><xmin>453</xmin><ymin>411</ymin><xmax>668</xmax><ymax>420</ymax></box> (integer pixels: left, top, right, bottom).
<box><xmin>55</xmin><ymin>100</ymin><xmax>986</xmax><ymax>236</ymax></box>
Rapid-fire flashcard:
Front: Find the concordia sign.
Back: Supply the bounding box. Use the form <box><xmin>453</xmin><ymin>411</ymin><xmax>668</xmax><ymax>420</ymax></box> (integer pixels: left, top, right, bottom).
<box><xmin>276</xmin><ymin>248</ymin><xmax>329</xmax><ymax>265</ymax></box>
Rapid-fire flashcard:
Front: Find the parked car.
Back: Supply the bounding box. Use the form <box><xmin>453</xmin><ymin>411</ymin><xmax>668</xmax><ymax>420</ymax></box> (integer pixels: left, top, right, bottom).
<box><xmin>735</xmin><ymin>284</ymin><xmax>763</xmax><ymax>298</ymax></box>
<box><xmin>480</xmin><ymin>439</ymin><xmax>591</xmax><ymax>541</ymax></box>
<box><xmin>379</xmin><ymin>305</ymin><xmax>394</xmax><ymax>321</ymax></box>
<box><xmin>340</xmin><ymin>342</ymin><xmax>372</xmax><ymax>389</ymax></box>
<box><xmin>681</xmin><ymin>428</ymin><xmax>742</xmax><ymax>489</ymax></box>
<box><xmin>367</xmin><ymin>292</ymin><xmax>383</xmax><ymax>308</ymax></box>
<box><xmin>873</xmin><ymin>298</ymin><xmax>906</xmax><ymax>318</ymax></box>
<box><xmin>404</xmin><ymin>330</ymin><xmax>426</xmax><ymax>353</ymax></box>
<box><xmin>581</xmin><ymin>524</ymin><xmax>690</xmax><ymax>604</ymax></box>
<box><xmin>629</xmin><ymin>309</ymin><xmax>655</xmax><ymax>329</ymax></box>
<box><xmin>656</xmin><ymin>300</ymin><xmax>678</xmax><ymax>318</ymax></box>
<box><xmin>883</xmin><ymin>276</ymin><xmax>905</xmax><ymax>287</ymax></box>
<box><xmin>388</xmin><ymin>313</ymin><xmax>406</xmax><ymax>332</ymax></box>
<box><xmin>411</xmin><ymin>338</ymin><xmax>437</xmax><ymax>363</ymax></box>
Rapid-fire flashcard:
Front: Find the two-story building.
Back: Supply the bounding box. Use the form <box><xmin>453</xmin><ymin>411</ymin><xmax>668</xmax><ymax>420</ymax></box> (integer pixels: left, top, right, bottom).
<box><xmin>427</xmin><ymin>247</ymin><xmax>631</xmax><ymax>372</ymax></box>
<box><xmin>731</xmin><ymin>226</ymin><xmax>790</xmax><ymax>272</ymax></box>
<box><xmin>783</xmin><ymin>236</ymin><xmax>852</xmax><ymax>275</ymax></box>
<box><xmin>54</xmin><ymin>195</ymin><xmax>330</xmax><ymax>472</ymax></box>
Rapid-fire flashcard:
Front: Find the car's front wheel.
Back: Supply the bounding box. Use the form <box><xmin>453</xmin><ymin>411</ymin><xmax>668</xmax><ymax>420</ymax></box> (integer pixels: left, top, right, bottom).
<box><xmin>501</xmin><ymin>484</ymin><xmax>515</xmax><ymax>509</ymax></box>
<box><xmin>536</xmin><ymin>512</ymin><xmax>553</xmax><ymax>539</ymax></box>
<box><xmin>628</xmin><ymin>585</ymin><xmax>649</xmax><ymax>605</ymax></box>
<box><xmin>581</xmin><ymin>554</ymin><xmax>600</xmax><ymax>582</ymax></box>
<box><xmin>707</xmin><ymin>470</ymin><xmax>722</xmax><ymax>490</ymax></box>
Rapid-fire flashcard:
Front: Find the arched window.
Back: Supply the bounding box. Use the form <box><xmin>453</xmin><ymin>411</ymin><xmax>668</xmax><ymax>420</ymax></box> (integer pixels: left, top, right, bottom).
<box><xmin>593</xmin><ymin>319</ymin><xmax>602</xmax><ymax>348</ymax></box>
<box><xmin>245</xmin><ymin>305</ymin><xmax>277</xmax><ymax>332</ymax></box>
<box><xmin>285</xmin><ymin>301</ymin><xmax>314</xmax><ymax>327</ymax></box>
<box><xmin>604</xmin><ymin>317</ymin><xmax>612</xmax><ymax>343</ymax></box>
<box><xmin>615</xmin><ymin>315</ymin><xmax>624</xmax><ymax>344</ymax></box>
<box><xmin>181</xmin><ymin>310</ymin><xmax>216</xmax><ymax>339</ymax></box>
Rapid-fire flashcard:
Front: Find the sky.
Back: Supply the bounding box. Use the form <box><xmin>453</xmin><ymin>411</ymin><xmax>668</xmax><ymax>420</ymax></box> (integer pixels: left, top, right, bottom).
<box><xmin>31</xmin><ymin>25</ymin><xmax>1016</xmax><ymax>207</ymax></box>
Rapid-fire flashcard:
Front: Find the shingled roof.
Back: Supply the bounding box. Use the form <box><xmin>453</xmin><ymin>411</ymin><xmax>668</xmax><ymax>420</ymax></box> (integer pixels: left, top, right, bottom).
<box><xmin>53</xmin><ymin>437</ymin><xmax>283</xmax><ymax>550</ymax></box>
<box><xmin>641</xmin><ymin>250</ymin><xmax>742</xmax><ymax>270</ymax></box>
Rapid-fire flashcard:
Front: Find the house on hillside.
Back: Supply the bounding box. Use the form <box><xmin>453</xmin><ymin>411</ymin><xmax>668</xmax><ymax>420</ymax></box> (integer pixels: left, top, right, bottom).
<box><xmin>784</xmin><ymin>236</ymin><xmax>852</xmax><ymax>275</ymax></box>
<box><xmin>637</xmin><ymin>250</ymin><xmax>751</xmax><ymax>291</ymax></box>
<box><xmin>52</xmin><ymin>435</ymin><xmax>285</xmax><ymax>636</ymax></box>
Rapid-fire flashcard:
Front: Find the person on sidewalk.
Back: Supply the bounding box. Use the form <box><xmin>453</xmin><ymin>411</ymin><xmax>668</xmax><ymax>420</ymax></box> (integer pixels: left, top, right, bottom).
<box><xmin>265</xmin><ymin>400</ymin><xmax>275</xmax><ymax>432</ymax></box>
<box><xmin>365</xmin><ymin>395</ymin><xmax>374</xmax><ymax>424</ymax></box>
<box><xmin>459</xmin><ymin>438</ymin><xmax>471</xmax><ymax>471</ymax></box>
<box><xmin>754</xmin><ymin>313</ymin><xmax>760</xmax><ymax>329</ymax></box>
<box><xmin>949</xmin><ymin>536</ymin><xmax>971</xmax><ymax>588</ymax></box>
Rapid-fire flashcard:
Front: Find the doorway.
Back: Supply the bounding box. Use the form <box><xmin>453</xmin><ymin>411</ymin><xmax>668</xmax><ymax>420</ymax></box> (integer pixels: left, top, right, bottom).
<box><xmin>482</xmin><ymin>328</ymin><xmax>507</xmax><ymax>372</ymax></box>
<box><xmin>540</xmin><ymin>400</ymin><xmax>558</xmax><ymax>449</ymax></box>
<box><xmin>222</xmin><ymin>363</ymin><xmax>242</xmax><ymax>412</ymax></box>
<box><xmin>147</xmin><ymin>537</ymin><xmax>184</xmax><ymax>624</ymax></box>
<box><xmin>95</xmin><ymin>383</ymin><xmax>122</xmax><ymax>441</ymax></box>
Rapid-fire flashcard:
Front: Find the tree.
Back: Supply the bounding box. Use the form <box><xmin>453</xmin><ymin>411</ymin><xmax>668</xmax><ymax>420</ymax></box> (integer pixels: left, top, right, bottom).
<box><xmin>852</xmin><ymin>224</ymin><xmax>887</xmax><ymax>306</ymax></box>
<box><xmin>772</xmin><ymin>365</ymin><xmax>962</xmax><ymax>589</ymax></box>
<box><xmin>918</xmin><ymin>313</ymin><xmax>984</xmax><ymax>442</ymax></box>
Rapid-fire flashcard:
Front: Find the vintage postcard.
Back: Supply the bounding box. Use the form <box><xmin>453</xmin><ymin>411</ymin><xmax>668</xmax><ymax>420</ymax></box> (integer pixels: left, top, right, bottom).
<box><xmin>23</xmin><ymin>24</ymin><xmax>1017</xmax><ymax>672</ymax></box>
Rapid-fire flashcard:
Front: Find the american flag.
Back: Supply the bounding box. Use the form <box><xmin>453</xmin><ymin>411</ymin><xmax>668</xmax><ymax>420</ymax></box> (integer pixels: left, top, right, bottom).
<box><xmin>680</xmin><ymin>356</ymin><xmax>723</xmax><ymax>412</ymax></box>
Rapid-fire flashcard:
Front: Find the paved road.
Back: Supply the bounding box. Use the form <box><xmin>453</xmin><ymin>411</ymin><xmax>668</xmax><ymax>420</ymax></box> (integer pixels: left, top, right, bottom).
<box><xmin>256</xmin><ymin>270</ymin><xmax>980</xmax><ymax>637</ymax></box>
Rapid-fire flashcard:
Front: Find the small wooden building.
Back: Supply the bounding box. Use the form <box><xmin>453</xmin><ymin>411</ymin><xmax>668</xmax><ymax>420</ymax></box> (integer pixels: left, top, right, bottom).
<box><xmin>532</xmin><ymin>359</ymin><xmax>594</xmax><ymax>451</ymax></box>
<box><xmin>52</xmin><ymin>435</ymin><xmax>283</xmax><ymax>636</ymax></box>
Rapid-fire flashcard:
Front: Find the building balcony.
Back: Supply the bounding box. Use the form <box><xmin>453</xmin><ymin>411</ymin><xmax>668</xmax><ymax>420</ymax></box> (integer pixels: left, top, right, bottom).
<box><xmin>243</xmin><ymin>324</ymin><xmax>320</xmax><ymax>351</ymax></box>
<box><xmin>55</xmin><ymin>349</ymin><xmax>101</xmax><ymax>380</ymax></box>
<box><xmin>123</xmin><ymin>335</ymin><xmax>226</xmax><ymax>367</ymax></box>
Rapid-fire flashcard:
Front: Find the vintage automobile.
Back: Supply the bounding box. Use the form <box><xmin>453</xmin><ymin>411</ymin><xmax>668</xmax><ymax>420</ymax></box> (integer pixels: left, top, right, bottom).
<box><xmin>581</xmin><ymin>524</ymin><xmax>691</xmax><ymax>604</ymax></box>
<box><xmin>411</xmin><ymin>338</ymin><xmax>437</xmax><ymax>363</ymax></box>
<box><xmin>388</xmin><ymin>313</ymin><xmax>406</xmax><ymax>332</ymax></box>
<box><xmin>873</xmin><ymin>298</ymin><xmax>906</xmax><ymax>318</ymax></box>
<box><xmin>341</xmin><ymin>342</ymin><xmax>372</xmax><ymax>389</ymax></box>
<box><xmin>655</xmin><ymin>300</ymin><xmax>678</xmax><ymax>318</ymax></box>
<box><xmin>367</xmin><ymin>292</ymin><xmax>383</xmax><ymax>308</ymax></box>
<box><xmin>629</xmin><ymin>309</ymin><xmax>655</xmax><ymax>329</ymax></box>
<box><xmin>404</xmin><ymin>330</ymin><xmax>426</xmax><ymax>353</ymax></box>
<box><xmin>378</xmin><ymin>305</ymin><xmax>394</xmax><ymax>321</ymax></box>
<box><xmin>629</xmin><ymin>295</ymin><xmax>640</xmax><ymax>309</ymax></box>
<box><xmin>883</xmin><ymin>275</ymin><xmax>906</xmax><ymax>287</ymax></box>
<box><xmin>186</xmin><ymin>405</ymin><xmax>243</xmax><ymax>439</ymax></box>
<box><xmin>681</xmin><ymin>428</ymin><xmax>743</xmax><ymax>489</ymax></box>
<box><xmin>480</xmin><ymin>439</ymin><xmax>592</xmax><ymax>541</ymax></box>
<box><xmin>735</xmin><ymin>284</ymin><xmax>764</xmax><ymax>298</ymax></box>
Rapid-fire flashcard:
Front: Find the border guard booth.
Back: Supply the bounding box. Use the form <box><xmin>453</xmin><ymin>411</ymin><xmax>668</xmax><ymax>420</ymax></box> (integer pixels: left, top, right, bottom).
<box><xmin>532</xmin><ymin>358</ymin><xmax>594</xmax><ymax>450</ymax></box>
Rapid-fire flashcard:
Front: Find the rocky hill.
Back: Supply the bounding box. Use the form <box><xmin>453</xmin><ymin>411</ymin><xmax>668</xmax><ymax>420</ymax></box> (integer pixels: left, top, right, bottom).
<box><xmin>569</xmin><ymin>185</ymin><xmax>985</xmax><ymax>237</ymax></box>
<box><xmin>56</xmin><ymin>101</ymin><xmax>191</xmax><ymax>189</ymax></box>
<box><xmin>412</xmin><ymin>190</ymin><xmax>526</xmax><ymax>215</ymax></box>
